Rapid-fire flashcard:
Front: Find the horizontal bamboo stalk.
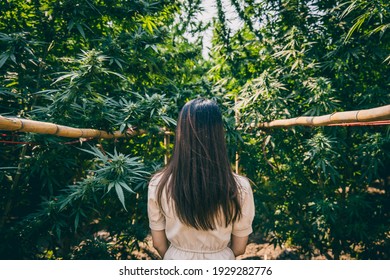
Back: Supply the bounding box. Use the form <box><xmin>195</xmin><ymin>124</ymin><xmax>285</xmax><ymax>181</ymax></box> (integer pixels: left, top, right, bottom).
<box><xmin>258</xmin><ymin>105</ymin><xmax>390</xmax><ymax>128</ymax></box>
<box><xmin>0</xmin><ymin>115</ymin><xmax>145</xmax><ymax>139</ymax></box>
<box><xmin>1</xmin><ymin>104</ymin><xmax>389</xmax><ymax>139</ymax></box>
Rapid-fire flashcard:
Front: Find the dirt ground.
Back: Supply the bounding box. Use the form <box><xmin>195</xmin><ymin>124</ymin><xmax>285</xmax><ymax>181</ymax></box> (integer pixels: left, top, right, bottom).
<box><xmin>131</xmin><ymin>234</ymin><xmax>339</xmax><ymax>260</ymax></box>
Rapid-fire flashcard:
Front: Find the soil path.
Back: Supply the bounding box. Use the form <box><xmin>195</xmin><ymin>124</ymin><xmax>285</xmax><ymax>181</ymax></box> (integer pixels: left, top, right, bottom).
<box><xmin>132</xmin><ymin>235</ymin><xmax>330</xmax><ymax>260</ymax></box>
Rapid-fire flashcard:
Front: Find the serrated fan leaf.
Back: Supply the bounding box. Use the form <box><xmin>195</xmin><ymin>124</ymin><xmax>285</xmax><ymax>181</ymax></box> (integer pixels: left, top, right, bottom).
<box><xmin>115</xmin><ymin>183</ymin><xmax>127</xmax><ymax>211</ymax></box>
<box><xmin>118</xmin><ymin>181</ymin><xmax>136</xmax><ymax>194</ymax></box>
<box><xmin>74</xmin><ymin>212</ymin><xmax>80</xmax><ymax>232</ymax></box>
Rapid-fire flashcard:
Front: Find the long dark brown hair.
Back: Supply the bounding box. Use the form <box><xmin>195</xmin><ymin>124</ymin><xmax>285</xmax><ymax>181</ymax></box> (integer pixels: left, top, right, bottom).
<box><xmin>156</xmin><ymin>98</ymin><xmax>242</xmax><ymax>230</ymax></box>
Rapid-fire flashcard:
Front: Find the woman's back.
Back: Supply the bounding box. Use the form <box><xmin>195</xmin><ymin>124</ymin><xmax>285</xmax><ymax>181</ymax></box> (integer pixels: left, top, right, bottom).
<box><xmin>148</xmin><ymin>173</ymin><xmax>254</xmax><ymax>260</ymax></box>
<box><xmin>147</xmin><ymin>98</ymin><xmax>255</xmax><ymax>259</ymax></box>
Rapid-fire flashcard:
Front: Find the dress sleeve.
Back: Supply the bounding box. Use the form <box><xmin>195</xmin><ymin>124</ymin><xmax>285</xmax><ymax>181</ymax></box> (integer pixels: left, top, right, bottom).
<box><xmin>232</xmin><ymin>177</ymin><xmax>255</xmax><ymax>237</ymax></box>
<box><xmin>147</xmin><ymin>179</ymin><xmax>166</xmax><ymax>231</ymax></box>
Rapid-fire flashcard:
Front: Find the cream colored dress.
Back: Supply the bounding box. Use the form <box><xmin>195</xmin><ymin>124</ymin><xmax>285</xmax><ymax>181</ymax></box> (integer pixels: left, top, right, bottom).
<box><xmin>147</xmin><ymin>174</ymin><xmax>255</xmax><ymax>260</ymax></box>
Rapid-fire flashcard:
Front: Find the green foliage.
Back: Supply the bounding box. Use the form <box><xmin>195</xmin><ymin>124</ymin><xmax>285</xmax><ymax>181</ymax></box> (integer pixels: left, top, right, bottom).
<box><xmin>0</xmin><ymin>0</ymin><xmax>389</xmax><ymax>260</ymax></box>
<box><xmin>0</xmin><ymin>0</ymin><xmax>207</xmax><ymax>259</ymax></box>
<box><xmin>209</xmin><ymin>0</ymin><xmax>389</xmax><ymax>259</ymax></box>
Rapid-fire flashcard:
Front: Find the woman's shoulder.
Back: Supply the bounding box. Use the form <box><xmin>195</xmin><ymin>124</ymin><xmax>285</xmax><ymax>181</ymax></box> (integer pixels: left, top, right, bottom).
<box><xmin>233</xmin><ymin>174</ymin><xmax>254</xmax><ymax>209</ymax></box>
<box><xmin>149</xmin><ymin>170</ymin><xmax>171</xmax><ymax>189</ymax></box>
<box><xmin>233</xmin><ymin>173</ymin><xmax>252</xmax><ymax>192</ymax></box>
<box><xmin>149</xmin><ymin>172</ymin><xmax>164</xmax><ymax>188</ymax></box>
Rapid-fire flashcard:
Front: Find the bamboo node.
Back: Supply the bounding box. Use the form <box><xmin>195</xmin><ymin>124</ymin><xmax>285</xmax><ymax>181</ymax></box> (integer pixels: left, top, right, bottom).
<box><xmin>356</xmin><ymin>110</ymin><xmax>360</xmax><ymax>121</ymax></box>
<box><xmin>18</xmin><ymin>119</ymin><xmax>24</xmax><ymax>131</ymax></box>
<box><xmin>54</xmin><ymin>125</ymin><xmax>60</xmax><ymax>135</ymax></box>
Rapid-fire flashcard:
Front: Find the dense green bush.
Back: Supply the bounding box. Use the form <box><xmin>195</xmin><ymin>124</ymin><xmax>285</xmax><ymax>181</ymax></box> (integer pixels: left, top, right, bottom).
<box><xmin>0</xmin><ymin>0</ymin><xmax>389</xmax><ymax>259</ymax></box>
<box><xmin>209</xmin><ymin>0</ymin><xmax>389</xmax><ymax>259</ymax></box>
<box><xmin>0</xmin><ymin>0</ymin><xmax>209</xmax><ymax>259</ymax></box>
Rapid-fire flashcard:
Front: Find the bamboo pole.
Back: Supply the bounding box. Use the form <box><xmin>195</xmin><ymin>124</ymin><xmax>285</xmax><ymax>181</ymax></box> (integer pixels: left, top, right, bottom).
<box><xmin>1</xmin><ymin>104</ymin><xmax>389</xmax><ymax>139</ymax></box>
<box><xmin>0</xmin><ymin>115</ymin><xmax>146</xmax><ymax>139</ymax></box>
<box><xmin>258</xmin><ymin>105</ymin><xmax>390</xmax><ymax>128</ymax></box>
